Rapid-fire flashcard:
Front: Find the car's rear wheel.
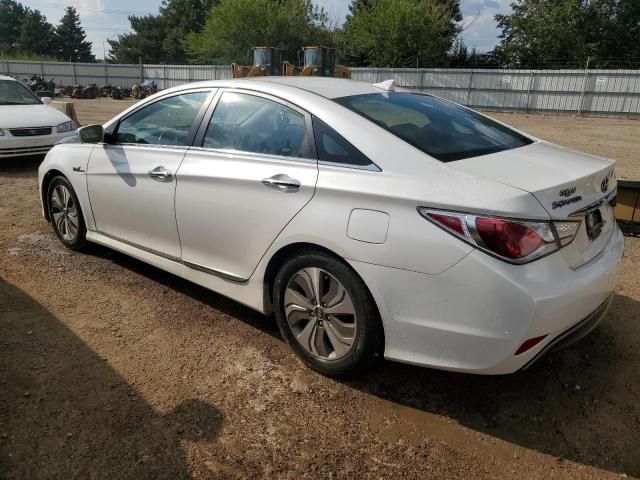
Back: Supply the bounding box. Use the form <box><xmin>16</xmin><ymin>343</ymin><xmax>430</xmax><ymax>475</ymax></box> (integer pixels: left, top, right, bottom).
<box><xmin>47</xmin><ymin>175</ymin><xmax>87</xmax><ymax>250</ymax></box>
<box><xmin>273</xmin><ymin>251</ymin><xmax>383</xmax><ymax>377</ymax></box>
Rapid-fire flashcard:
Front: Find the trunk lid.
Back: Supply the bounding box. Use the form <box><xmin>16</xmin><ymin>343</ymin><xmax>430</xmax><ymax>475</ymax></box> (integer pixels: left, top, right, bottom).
<box><xmin>448</xmin><ymin>141</ymin><xmax>617</xmax><ymax>268</ymax></box>
<box><xmin>448</xmin><ymin>141</ymin><xmax>616</xmax><ymax>219</ymax></box>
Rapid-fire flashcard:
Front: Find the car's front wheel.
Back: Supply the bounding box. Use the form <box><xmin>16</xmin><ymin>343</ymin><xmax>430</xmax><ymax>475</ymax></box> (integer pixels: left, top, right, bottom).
<box><xmin>273</xmin><ymin>251</ymin><xmax>383</xmax><ymax>378</ymax></box>
<box><xmin>46</xmin><ymin>175</ymin><xmax>87</xmax><ymax>250</ymax></box>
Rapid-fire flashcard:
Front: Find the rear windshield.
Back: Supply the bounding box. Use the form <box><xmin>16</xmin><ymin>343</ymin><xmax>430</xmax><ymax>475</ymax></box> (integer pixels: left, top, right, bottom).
<box><xmin>335</xmin><ymin>92</ymin><xmax>533</xmax><ymax>162</ymax></box>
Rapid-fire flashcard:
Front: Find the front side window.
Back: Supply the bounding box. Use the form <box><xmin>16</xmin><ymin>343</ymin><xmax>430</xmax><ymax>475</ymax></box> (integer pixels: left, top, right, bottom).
<box><xmin>203</xmin><ymin>92</ymin><xmax>310</xmax><ymax>159</ymax></box>
<box><xmin>0</xmin><ymin>80</ymin><xmax>41</xmax><ymax>105</ymax></box>
<box><xmin>335</xmin><ymin>92</ymin><xmax>533</xmax><ymax>162</ymax></box>
<box><xmin>115</xmin><ymin>91</ymin><xmax>209</xmax><ymax>146</ymax></box>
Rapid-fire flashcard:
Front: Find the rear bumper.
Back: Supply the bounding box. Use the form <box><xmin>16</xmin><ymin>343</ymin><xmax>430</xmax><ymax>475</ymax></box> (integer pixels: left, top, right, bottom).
<box><xmin>521</xmin><ymin>294</ymin><xmax>612</xmax><ymax>370</ymax></box>
<box><xmin>349</xmin><ymin>222</ymin><xmax>624</xmax><ymax>374</ymax></box>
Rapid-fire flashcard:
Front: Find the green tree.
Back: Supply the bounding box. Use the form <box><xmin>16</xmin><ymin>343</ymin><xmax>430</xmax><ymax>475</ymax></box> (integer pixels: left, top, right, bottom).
<box><xmin>53</xmin><ymin>6</ymin><xmax>95</xmax><ymax>62</ymax></box>
<box><xmin>0</xmin><ymin>0</ymin><xmax>26</xmax><ymax>52</ymax></box>
<box><xmin>108</xmin><ymin>0</ymin><xmax>218</xmax><ymax>64</ymax></box>
<box><xmin>18</xmin><ymin>9</ymin><xmax>55</xmax><ymax>56</ymax></box>
<box><xmin>108</xmin><ymin>15</ymin><xmax>166</xmax><ymax>63</ymax></box>
<box><xmin>343</xmin><ymin>0</ymin><xmax>460</xmax><ymax>67</ymax></box>
<box><xmin>493</xmin><ymin>0</ymin><xmax>640</xmax><ymax>67</ymax></box>
<box><xmin>160</xmin><ymin>0</ymin><xmax>217</xmax><ymax>62</ymax></box>
<box><xmin>184</xmin><ymin>0</ymin><xmax>332</xmax><ymax>64</ymax></box>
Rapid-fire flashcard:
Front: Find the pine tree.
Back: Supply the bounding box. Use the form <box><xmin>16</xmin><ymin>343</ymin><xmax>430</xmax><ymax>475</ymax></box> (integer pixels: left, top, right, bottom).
<box><xmin>18</xmin><ymin>10</ymin><xmax>55</xmax><ymax>56</ymax></box>
<box><xmin>0</xmin><ymin>0</ymin><xmax>27</xmax><ymax>51</ymax></box>
<box><xmin>54</xmin><ymin>6</ymin><xmax>95</xmax><ymax>62</ymax></box>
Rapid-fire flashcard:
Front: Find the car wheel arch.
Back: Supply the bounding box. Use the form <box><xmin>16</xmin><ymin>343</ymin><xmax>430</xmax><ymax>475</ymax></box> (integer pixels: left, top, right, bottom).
<box><xmin>262</xmin><ymin>243</ymin><xmax>385</xmax><ymax>337</ymax></box>
<box><xmin>41</xmin><ymin>169</ymin><xmax>66</xmax><ymax>222</ymax></box>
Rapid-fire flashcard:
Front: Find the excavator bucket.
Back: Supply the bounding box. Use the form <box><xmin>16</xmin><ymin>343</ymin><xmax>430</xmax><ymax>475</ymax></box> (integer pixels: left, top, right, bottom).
<box><xmin>283</xmin><ymin>47</ymin><xmax>351</xmax><ymax>78</ymax></box>
<box><xmin>616</xmin><ymin>181</ymin><xmax>640</xmax><ymax>235</ymax></box>
<box><xmin>231</xmin><ymin>47</ymin><xmax>284</xmax><ymax>78</ymax></box>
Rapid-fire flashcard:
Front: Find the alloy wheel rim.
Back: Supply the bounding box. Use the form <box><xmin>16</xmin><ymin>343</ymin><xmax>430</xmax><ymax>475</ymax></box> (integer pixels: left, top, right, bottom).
<box><xmin>284</xmin><ymin>267</ymin><xmax>357</xmax><ymax>360</ymax></box>
<box><xmin>51</xmin><ymin>185</ymin><xmax>78</xmax><ymax>242</ymax></box>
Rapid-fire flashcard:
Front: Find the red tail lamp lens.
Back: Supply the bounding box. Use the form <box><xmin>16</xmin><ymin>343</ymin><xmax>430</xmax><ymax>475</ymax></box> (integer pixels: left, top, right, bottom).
<box><xmin>515</xmin><ymin>335</ymin><xmax>548</xmax><ymax>355</ymax></box>
<box><xmin>427</xmin><ymin>213</ymin><xmax>465</xmax><ymax>235</ymax></box>
<box><xmin>475</xmin><ymin>218</ymin><xmax>543</xmax><ymax>259</ymax></box>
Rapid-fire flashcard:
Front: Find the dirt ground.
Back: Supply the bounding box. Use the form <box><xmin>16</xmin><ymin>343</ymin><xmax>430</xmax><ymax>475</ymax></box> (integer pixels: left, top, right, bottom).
<box><xmin>1</xmin><ymin>100</ymin><xmax>639</xmax><ymax>479</ymax></box>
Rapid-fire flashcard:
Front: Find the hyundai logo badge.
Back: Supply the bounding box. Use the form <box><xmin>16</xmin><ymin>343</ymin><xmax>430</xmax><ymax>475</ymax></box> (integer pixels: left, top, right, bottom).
<box><xmin>601</xmin><ymin>177</ymin><xmax>609</xmax><ymax>193</ymax></box>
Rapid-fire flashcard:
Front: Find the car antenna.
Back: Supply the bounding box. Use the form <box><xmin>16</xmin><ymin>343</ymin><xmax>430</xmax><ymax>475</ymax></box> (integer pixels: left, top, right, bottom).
<box><xmin>372</xmin><ymin>79</ymin><xmax>395</xmax><ymax>91</ymax></box>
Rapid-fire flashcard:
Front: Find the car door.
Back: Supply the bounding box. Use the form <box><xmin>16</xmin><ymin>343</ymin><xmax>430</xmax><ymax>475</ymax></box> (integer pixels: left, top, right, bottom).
<box><xmin>175</xmin><ymin>89</ymin><xmax>318</xmax><ymax>281</ymax></box>
<box><xmin>87</xmin><ymin>89</ymin><xmax>214</xmax><ymax>259</ymax></box>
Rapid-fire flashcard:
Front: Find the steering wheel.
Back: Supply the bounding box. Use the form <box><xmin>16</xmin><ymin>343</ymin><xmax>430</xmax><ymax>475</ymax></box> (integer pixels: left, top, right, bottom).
<box><xmin>157</xmin><ymin>128</ymin><xmax>181</xmax><ymax>145</ymax></box>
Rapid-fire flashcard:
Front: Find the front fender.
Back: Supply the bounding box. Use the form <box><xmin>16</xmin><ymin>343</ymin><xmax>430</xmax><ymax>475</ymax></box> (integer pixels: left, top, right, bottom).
<box><xmin>38</xmin><ymin>144</ymin><xmax>96</xmax><ymax>231</ymax></box>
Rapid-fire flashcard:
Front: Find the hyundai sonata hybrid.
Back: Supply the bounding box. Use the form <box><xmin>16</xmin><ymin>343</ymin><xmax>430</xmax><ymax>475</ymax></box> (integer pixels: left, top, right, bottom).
<box><xmin>38</xmin><ymin>77</ymin><xmax>623</xmax><ymax>377</ymax></box>
<box><xmin>0</xmin><ymin>75</ymin><xmax>76</xmax><ymax>158</ymax></box>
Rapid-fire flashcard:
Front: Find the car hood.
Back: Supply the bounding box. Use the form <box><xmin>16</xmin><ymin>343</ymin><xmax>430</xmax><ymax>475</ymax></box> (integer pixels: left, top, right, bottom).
<box><xmin>447</xmin><ymin>141</ymin><xmax>616</xmax><ymax>219</ymax></box>
<box><xmin>0</xmin><ymin>104</ymin><xmax>71</xmax><ymax>128</ymax></box>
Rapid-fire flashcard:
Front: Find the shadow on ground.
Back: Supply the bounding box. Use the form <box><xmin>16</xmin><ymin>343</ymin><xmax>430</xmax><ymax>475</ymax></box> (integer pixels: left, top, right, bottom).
<box><xmin>346</xmin><ymin>293</ymin><xmax>640</xmax><ymax>476</ymax></box>
<box><xmin>5</xmin><ymin>159</ymin><xmax>638</xmax><ymax>476</ymax></box>
<box><xmin>0</xmin><ymin>155</ymin><xmax>44</xmax><ymax>178</ymax></box>
<box><xmin>94</xmin><ymin>247</ymin><xmax>640</xmax><ymax>476</ymax></box>
<box><xmin>0</xmin><ymin>277</ymin><xmax>223</xmax><ymax>479</ymax></box>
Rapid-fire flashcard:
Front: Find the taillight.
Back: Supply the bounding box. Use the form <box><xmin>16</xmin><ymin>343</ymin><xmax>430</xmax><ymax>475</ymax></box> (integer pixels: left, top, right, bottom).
<box><xmin>418</xmin><ymin>208</ymin><xmax>580</xmax><ymax>264</ymax></box>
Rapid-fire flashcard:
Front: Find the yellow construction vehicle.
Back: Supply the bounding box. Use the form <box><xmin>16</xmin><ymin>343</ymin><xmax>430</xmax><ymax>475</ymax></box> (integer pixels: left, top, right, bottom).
<box><xmin>616</xmin><ymin>181</ymin><xmax>640</xmax><ymax>235</ymax></box>
<box><xmin>284</xmin><ymin>46</ymin><xmax>351</xmax><ymax>78</ymax></box>
<box><xmin>231</xmin><ymin>47</ymin><xmax>285</xmax><ymax>78</ymax></box>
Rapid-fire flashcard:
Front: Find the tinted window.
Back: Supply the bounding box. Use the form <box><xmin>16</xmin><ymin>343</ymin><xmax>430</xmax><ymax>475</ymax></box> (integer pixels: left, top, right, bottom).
<box><xmin>335</xmin><ymin>93</ymin><xmax>533</xmax><ymax>162</ymax></box>
<box><xmin>115</xmin><ymin>91</ymin><xmax>209</xmax><ymax>146</ymax></box>
<box><xmin>0</xmin><ymin>80</ymin><xmax>41</xmax><ymax>105</ymax></box>
<box><xmin>312</xmin><ymin>117</ymin><xmax>374</xmax><ymax>168</ymax></box>
<box><xmin>203</xmin><ymin>92</ymin><xmax>310</xmax><ymax>159</ymax></box>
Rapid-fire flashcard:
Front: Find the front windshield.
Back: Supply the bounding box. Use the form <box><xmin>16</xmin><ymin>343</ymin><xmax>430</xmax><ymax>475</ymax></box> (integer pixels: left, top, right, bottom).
<box><xmin>335</xmin><ymin>92</ymin><xmax>533</xmax><ymax>162</ymax></box>
<box><xmin>0</xmin><ymin>80</ymin><xmax>41</xmax><ymax>105</ymax></box>
<box><xmin>304</xmin><ymin>48</ymin><xmax>322</xmax><ymax>67</ymax></box>
<box><xmin>254</xmin><ymin>48</ymin><xmax>271</xmax><ymax>66</ymax></box>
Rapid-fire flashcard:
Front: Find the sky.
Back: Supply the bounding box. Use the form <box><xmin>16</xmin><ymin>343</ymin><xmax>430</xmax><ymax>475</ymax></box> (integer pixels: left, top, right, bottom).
<box><xmin>22</xmin><ymin>0</ymin><xmax>513</xmax><ymax>60</ymax></box>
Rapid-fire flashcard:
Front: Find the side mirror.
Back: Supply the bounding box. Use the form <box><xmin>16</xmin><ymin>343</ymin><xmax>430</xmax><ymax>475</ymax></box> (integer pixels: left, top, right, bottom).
<box><xmin>78</xmin><ymin>124</ymin><xmax>104</xmax><ymax>144</ymax></box>
<box><xmin>41</xmin><ymin>97</ymin><xmax>52</xmax><ymax>105</ymax></box>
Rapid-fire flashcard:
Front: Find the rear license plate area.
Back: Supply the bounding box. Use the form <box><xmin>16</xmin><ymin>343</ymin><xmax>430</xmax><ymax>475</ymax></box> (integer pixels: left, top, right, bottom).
<box><xmin>585</xmin><ymin>208</ymin><xmax>604</xmax><ymax>240</ymax></box>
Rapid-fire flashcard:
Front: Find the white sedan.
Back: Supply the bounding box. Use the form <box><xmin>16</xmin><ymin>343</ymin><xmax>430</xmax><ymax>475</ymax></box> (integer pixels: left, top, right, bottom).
<box><xmin>0</xmin><ymin>75</ymin><xmax>76</xmax><ymax>158</ymax></box>
<box><xmin>38</xmin><ymin>77</ymin><xmax>623</xmax><ymax>377</ymax></box>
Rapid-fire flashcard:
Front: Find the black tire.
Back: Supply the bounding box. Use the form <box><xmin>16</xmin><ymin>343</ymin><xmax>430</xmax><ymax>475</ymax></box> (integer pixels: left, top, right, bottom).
<box><xmin>273</xmin><ymin>250</ymin><xmax>384</xmax><ymax>378</ymax></box>
<box><xmin>46</xmin><ymin>175</ymin><xmax>87</xmax><ymax>250</ymax></box>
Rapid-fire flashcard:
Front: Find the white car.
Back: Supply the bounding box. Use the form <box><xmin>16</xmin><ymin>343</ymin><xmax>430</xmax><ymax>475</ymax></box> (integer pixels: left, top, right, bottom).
<box><xmin>37</xmin><ymin>77</ymin><xmax>623</xmax><ymax>377</ymax></box>
<box><xmin>0</xmin><ymin>75</ymin><xmax>76</xmax><ymax>158</ymax></box>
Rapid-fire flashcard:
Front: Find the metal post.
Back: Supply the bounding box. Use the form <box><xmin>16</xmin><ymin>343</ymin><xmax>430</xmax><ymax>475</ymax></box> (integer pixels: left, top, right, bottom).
<box><xmin>139</xmin><ymin>56</ymin><xmax>143</xmax><ymax>83</ymax></box>
<box><xmin>525</xmin><ymin>70</ymin><xmax>535</xmax><ymax>112</ymax></box>
<box><xmin>466</xmin><ymin>70</ymin><xmax>474</xmax><ymax>107</ymax></box>
<box><xmin>72</xmin><ymin>62</ymin><xmax>77</xmax><ymax>85</ymax></box>
<box><xmin>577</xmin><ymin>56</ymin><xmax>591</xmax><ymax>116</ymax></box>
<box><xmin>104</xmin><ymin>63</ymin><xmax>109</xmax><ymax>85</ymax></box>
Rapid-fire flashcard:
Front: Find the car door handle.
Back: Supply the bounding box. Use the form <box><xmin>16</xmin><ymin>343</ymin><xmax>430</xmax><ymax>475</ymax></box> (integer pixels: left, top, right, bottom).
<box><xmin>261</xmin><ymin>174</ymin><xmax>301</xmax><ymax>192</ymax></box>
<box><xmin>148</xmin><ymin>166</ymin><xmax>173</xmax><ymax>182</ymax></box>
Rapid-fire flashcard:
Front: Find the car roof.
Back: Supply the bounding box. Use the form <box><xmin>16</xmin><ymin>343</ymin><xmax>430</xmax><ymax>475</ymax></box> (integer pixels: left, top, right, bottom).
<box><xmin>247</xmin><ymin>77</ymin><xmax>383</xmax><ymax>99</ymax></box>
<box><xmin>170</xmin><ymin>77</ymin><xmax>387</xmax><ymax>101</ymax></box>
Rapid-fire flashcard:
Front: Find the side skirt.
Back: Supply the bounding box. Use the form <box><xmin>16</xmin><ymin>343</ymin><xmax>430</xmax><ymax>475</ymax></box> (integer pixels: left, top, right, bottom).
<box><xmin>85</xmin><ymin>230</ymin><xmax>265</xmax><ymax>313</ymax></box>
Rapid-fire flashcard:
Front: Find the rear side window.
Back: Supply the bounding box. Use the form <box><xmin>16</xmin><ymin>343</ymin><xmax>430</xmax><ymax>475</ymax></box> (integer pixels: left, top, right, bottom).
<box><xmin>202</xmin><ymin>92</ymin><xmax>311</xmax><ymax>159</ymax></box>
<box><xmin>312</xmin><ymin>117</ymin><xmax>374</xmax><ymax>169</ymax></box>
<box><xmin>335</xmin><ymin>92</ymin><xmax>533</xmax><ymax>162</ymax></box>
